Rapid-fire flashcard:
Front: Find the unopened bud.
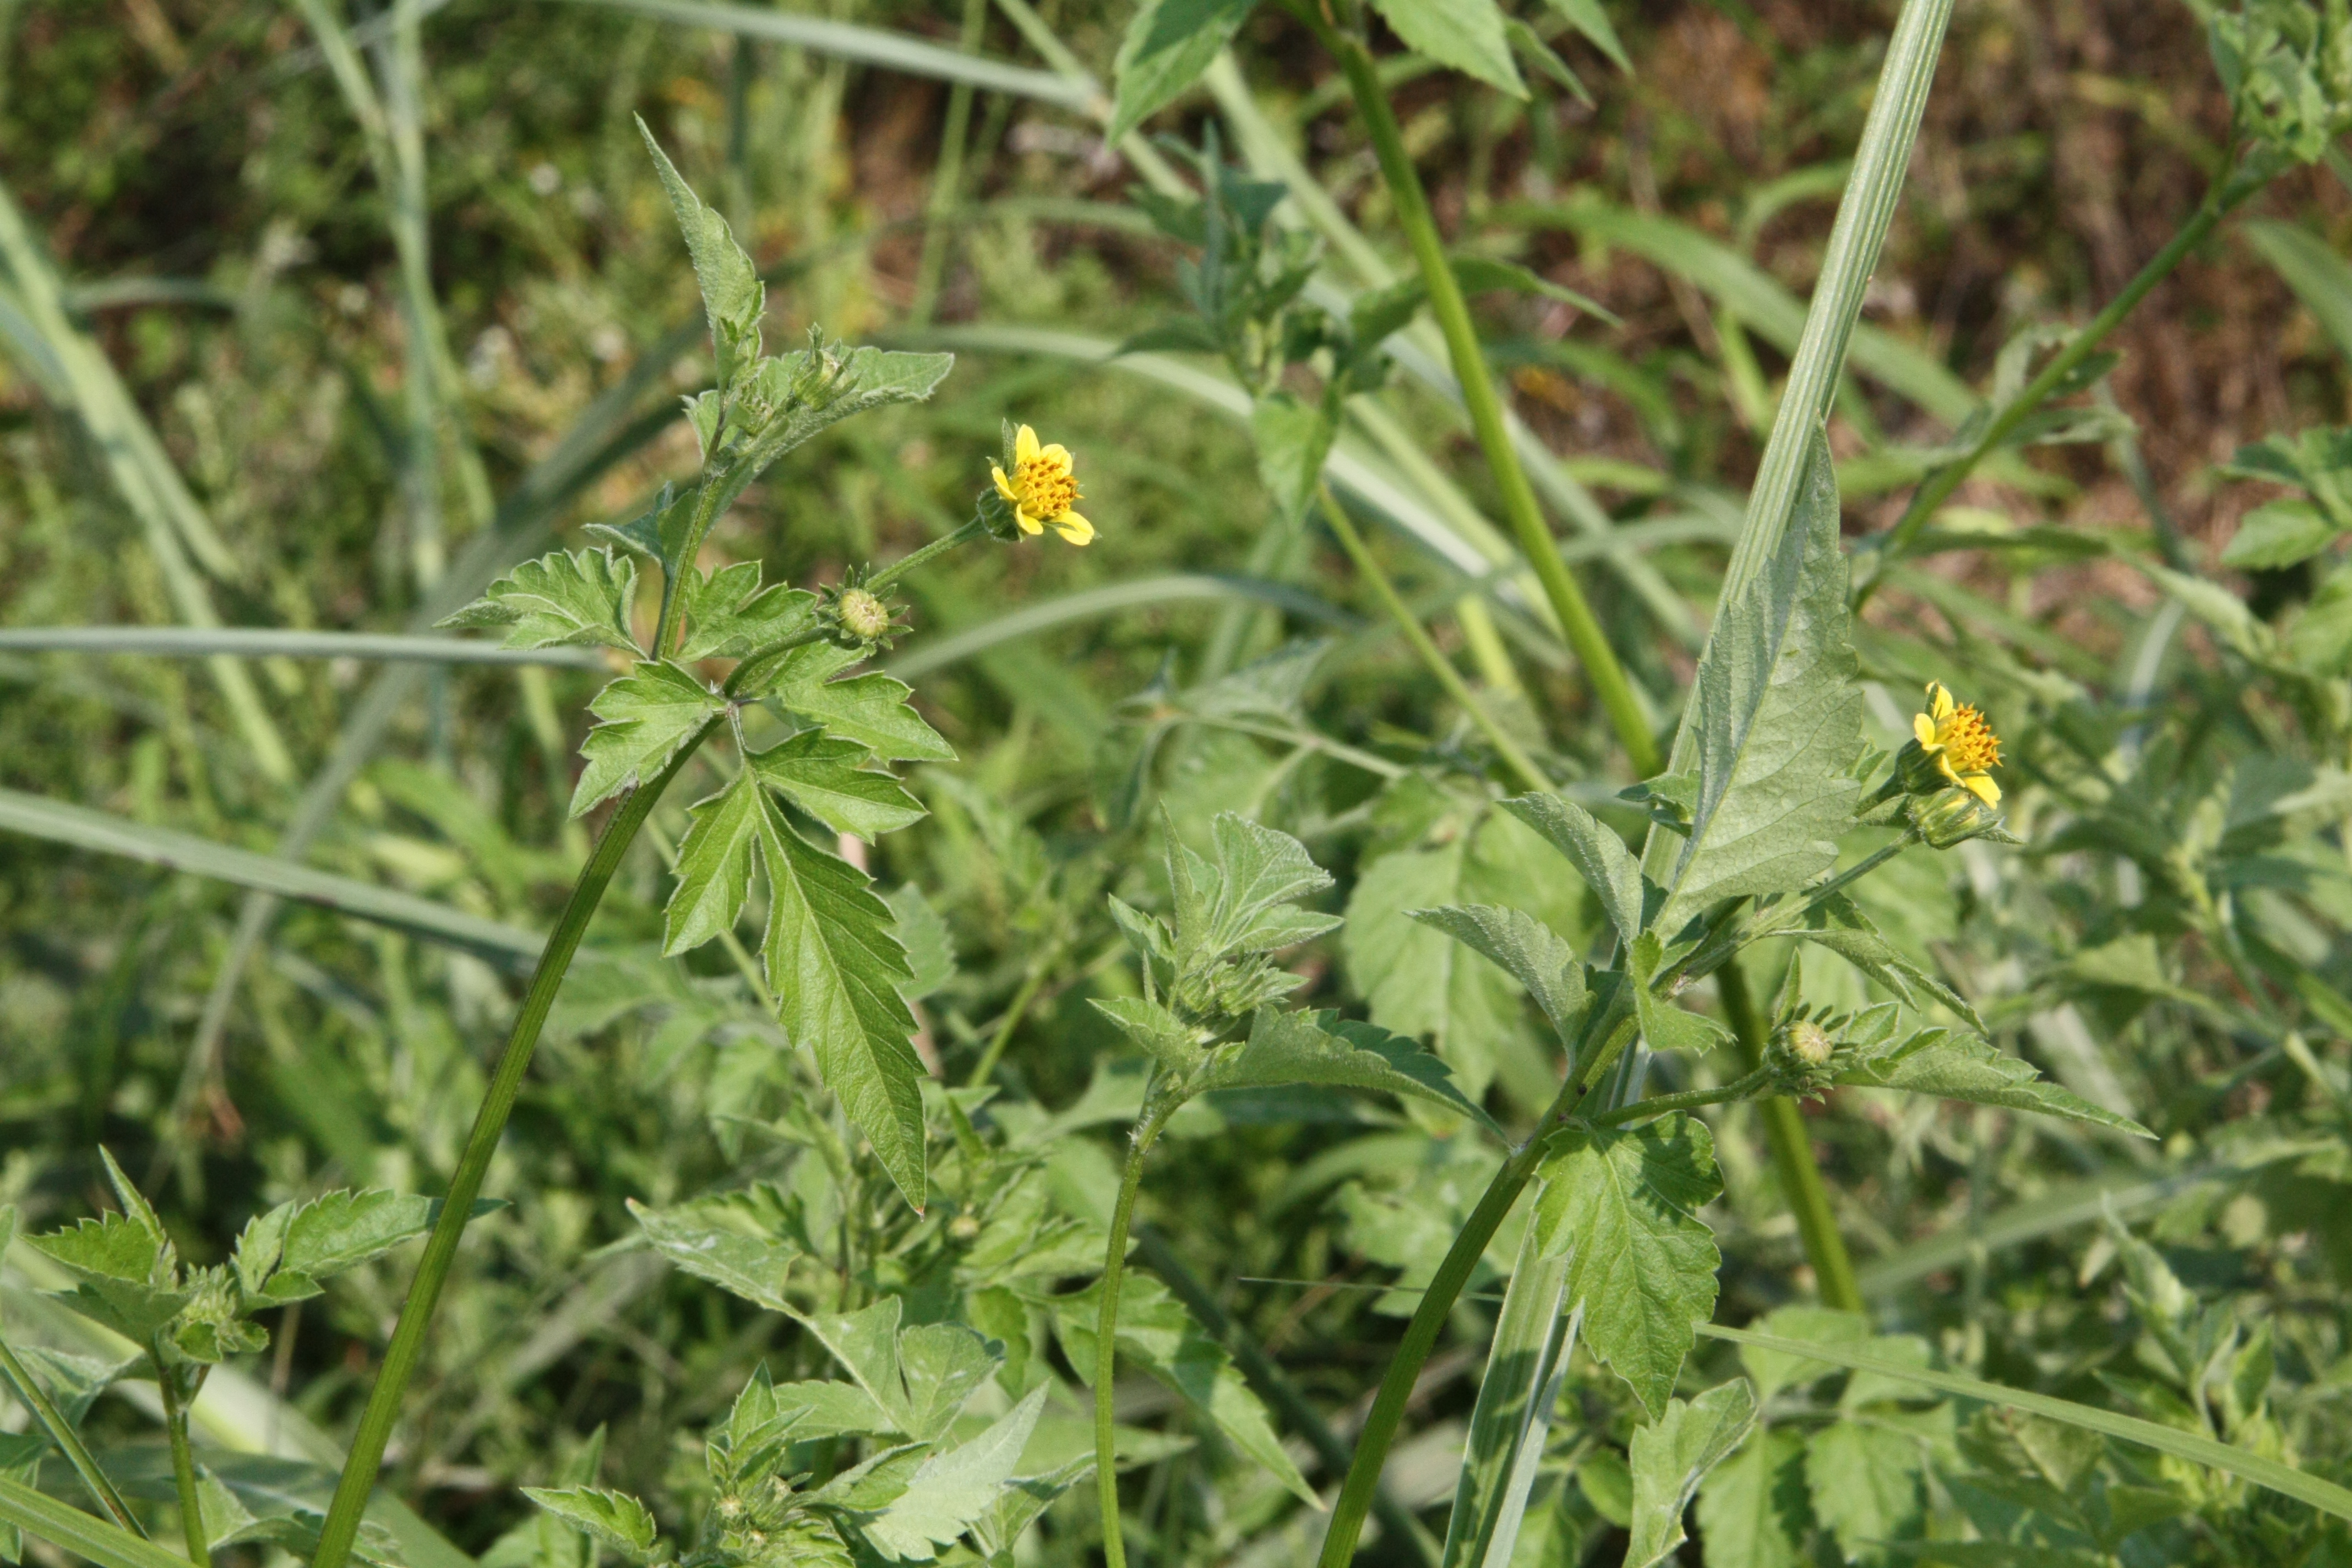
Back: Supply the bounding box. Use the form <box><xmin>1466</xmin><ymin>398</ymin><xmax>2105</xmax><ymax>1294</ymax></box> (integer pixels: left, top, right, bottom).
<box><xmin>836</xmin><ymin>587</ymin><xmax>891</xmax><ymax>644</ymax></box>
<box><xmin>1789</xmin><ymin>1020</ymin><xmax>1834</xmax><ymax>1067</ymax></box>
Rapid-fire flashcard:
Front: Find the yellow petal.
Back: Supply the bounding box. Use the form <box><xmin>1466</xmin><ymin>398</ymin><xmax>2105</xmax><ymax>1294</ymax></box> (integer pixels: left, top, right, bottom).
<box><xmin>1935</xmin><ymin>754</ymin><xmax>1963</xmax><ymax>788</ymax></box>
<box><xmin>1014</xmin><ymin>507</ymin><xmax>1043</xmax><ymax>535</ymax></box>
<box><xmin>1965</xmin><ymin>773</ymin><xmax>2001</xmax><ymax>808</ymax></box>
<box><xmin>1053</xmin><ymin>511</ymin><xmax>1095</xmax><ymax>546</ymax></box>
<box><xmin>1927</xmin><ymin>682</ymin><xmax>1954</xmax><ymax>721</ymax></box>
<box><xmin>1913</xmin><ymin>714</ymin><xmax>1937</xmax><ymax>748</ymax></box>
<box><xmin>992</xmin><ymin>465</ymin><xmax>1018</xmax><ymax>503</ymax></box>
<box><xmin>1038</xmin><ymin>442</ymin><xmax>1071</xmax><ymax>466</ymax></box>
<box><xmin>1015</xmin><ymin>424</ymin><xmax>1041</xmax><ymax>465</ymax></box>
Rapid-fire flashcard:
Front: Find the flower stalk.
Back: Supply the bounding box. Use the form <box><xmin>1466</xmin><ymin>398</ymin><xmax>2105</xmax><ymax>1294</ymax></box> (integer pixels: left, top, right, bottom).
<box><xmin>153</xmin><ymin>1349</ymin><xmax>209</xmax><ymax>1566</ymax></box>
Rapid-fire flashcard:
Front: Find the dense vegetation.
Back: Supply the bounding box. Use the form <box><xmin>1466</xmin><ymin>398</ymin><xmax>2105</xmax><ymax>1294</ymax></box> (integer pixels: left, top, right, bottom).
<box><xmin>3</xmin><ymin>2</ymin><xmax>2351</xmax><ymax>1566</ymax></box>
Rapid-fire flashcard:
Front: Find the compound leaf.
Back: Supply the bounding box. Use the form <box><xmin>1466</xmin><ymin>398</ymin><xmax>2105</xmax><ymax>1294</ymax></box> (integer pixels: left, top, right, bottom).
<box><xmin>757</xmin><ymin>644</ymin><xmax>954</xmax><ymax>763</ymax></box>
<box><xmin>571</xmin><ymin>661</ymin><xmax>725</xmax><ymax>818</ymax></box>
<box><xmin>438</xmin><ymin>548</ymin><xmax>639</xmax><ymax>654</ymax></box>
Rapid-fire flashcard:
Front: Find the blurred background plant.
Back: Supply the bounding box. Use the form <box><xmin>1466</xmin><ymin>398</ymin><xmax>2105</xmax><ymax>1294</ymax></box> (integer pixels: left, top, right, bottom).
<box><xmin>2</xmin><ymin>0</ymin><xmax>2351</xmax><ymax>1565</ymax></box>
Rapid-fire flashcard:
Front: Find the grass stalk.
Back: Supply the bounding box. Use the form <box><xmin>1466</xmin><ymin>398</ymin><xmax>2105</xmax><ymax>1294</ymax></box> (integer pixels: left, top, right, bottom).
<box><xmin>0</xmin><ymin>1335</ymin><xmax>144</xmax><ymax>1536</ymax></box>
<box><xmin>151</xmin><ymin>1355</ymin><xmax>208</xmax><ymax>1566</ymax></box>
<box><xmin>1095</xmin><ymin>1093</ymin><xmax>1178</xmax><ymax>1568</ymax></box>
<box><xmin>306</xmin><ymin>712</ymin><xmax>727</xmax><ymax>1568</ymax></box>
<box><xmin>1326</xmin><ymin>28</ymin><xmax>1658</xmax><ymax>777</ymax></box>
<box><xmin>1316</xmin><ymin>484</ymin><xmax>1552</xmax><ymax>793</ymax></box>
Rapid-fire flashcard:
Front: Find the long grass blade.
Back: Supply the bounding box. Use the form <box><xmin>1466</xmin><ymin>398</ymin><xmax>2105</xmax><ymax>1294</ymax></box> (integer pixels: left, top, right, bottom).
<box><xmin>0</xmin><ymin>787</ymin><xmax>543</xmax><ymax>963</ymax></box>
<box><xmin>559</xmin><ymin>0</ymin><xmax>1094</xmax><ymax>107</ymax></box>
<box><xmin>1696</xmin><ymin>1323</ymin><xmax>2352</xmax><ymax>1522</ymax></box>
<box><xmin>885</xmin><ymin>575</ymin><xmax>1354</xmax><ymax>679</ymax></box>
<box><xmin>0</xmin><ymin>627</ymin><xmax>608</xmax><ymax>666</ymax></box>
<box><xmin>0</xmin><ymin>1477</ymin><xmax>195</xmax><ymax>1568</ymax></box>
<box><xmin>1438</xmin><ymin>1229</ymin><xmax>1576</xmax><ymax>1568</ymax></box>
<box><xmin>2243</xmin><ymin>218</ymin><xmax>2352</xmax><ymax>366</ymax></box>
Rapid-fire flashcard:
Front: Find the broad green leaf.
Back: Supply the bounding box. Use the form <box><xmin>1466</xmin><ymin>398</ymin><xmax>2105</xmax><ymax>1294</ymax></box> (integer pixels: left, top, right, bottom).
<box><xmin>674</xmin><ymin>560</ymin><xmax>817</xmax><ymax>662</ymax></box>
<box><xmin>1542</xmin><ymin>0</ymin><xmax>1627</xmax><ymax>70</ymax></box>
<box><xmin>438</xmin><ymin>549</ymin><xmax>640</xmax><ymax>654</ymax></box>
<box><xmin>802</xmin><ymin>1298</ymin><xmax>911</xmax><ymax>1429</ymax></box>
<box><xmin>278</xmin><ymin>1190</ymin><xmax>433</xmax><ymax>1286</ymax></box>
<box><xmin>663</xmin><ymin>770</ymin><xmax>765</xmax><ymax>956</ymax></box>
<box><xmin>1626</xmin><ymin>932</ymin><xmax>1733</xmax><ymax>1055</ymax></box>
<box><xmin>748</xmin><ymin>732</ymin><xmax>924</xmax><ymax>841</ymax></box>
<box><xmin>1367</xmin><ymin>0</ymin><xmax>1525</xmax><ymax>96</ymax></box>
<box><xmin>26</xmin><ymin>1213</ymin><xmax>189</xmax><ymax>1342</ymax></box>
<box><xmin>1175</xmin><ymin>811</ymin><xmax>1340</xmax><ymax>961</ymax></box>
<box><xmin>861</xmin><ymin>1386</ymin><xmax>1047</xmax><ymax>1561</ymax></box>
<box><xmin>723</xmin><ymin>348</ymin><xmax>958</xmax><ymax>496</ymax></box>
<box><xmin>1500</xmin><ymin>792</ymin><xmax>1647</xmax><ymax>945</ymax></box>
<box><xmin>762</xmin><ymin>1379</ymin><xmax>896</xmax><ymax>1442</ymax></box>
<box><xmin>1694</xmin><ymin>1428</ymin><xmax>1808</xmax><ymax>1568</ymax></box>
<box><xmin>520</xmin><ymin>1488</ymin><xmax>659</xmax><ymax>1561</ymax></box>
<box><xmin>627</xmin><ymin>1194</ymin><xmax>799</xmax><ymax>1313</ymax></box>
<box><xmin>1732</xmin><ymin>1306</ymin><xmax>1868</xmax><ymax>1404</ymax></box>
<box><xmin>1107</xmin><ymin>0</ymin><xmax>1262</xmax><ymax>143</ymax></box>
<box><xmin>2220</xmin><ymin>499</ymin><xmax>2340</xmax><ymax>569</ymax></box>
<box><xmin>971</xmin><ymin>1457</ymin><xmax>1095</xmax><ymax>1561</ymax></box>
<box><xmin>230</xmin><ymin>1202</ymin><xmax>295</xmax><ymax>1302</ymax></box>
<box><xmin>1250</xmin><ymin>392</ymin><xmax>1336</xmax><ymax>526</ymax></box>
<box><xmin>1198</xmin><ymin>1007</ymin><xmax>1496</xmax><ymax>1129</ymax></box>
<box><xmin>895</xmin><ymin>1322</ymin><xmax>1001</xmax><ymax>1441</ymax></box>
<box><xmin>1654</xmin><ymin>431</ymin><xmax>1860</xmax><ymax>936</ymax></box>
<box><xmin>1407</xmin><ymin>903</ymin><xmax>1588</xmax><ymax>1044</ymax></box>
<box><xmin>756</xmin><ymin>803</ymin><xmax>928</xmax><ymax>1208</ymax></box>
<box><xmin>570</xmin><ymin>661</ymin><xmax>725</xmax><ymax>818</ymax></box>
<box><xmin>4</xmin><ymin>1347</ymin><xmax>140</xmax><ymax>1428</ymax></box>
<box><xmin>1624</xmin><ymin>1381</ymin><xmax>1757</xmax><ymax>1568</ymax></box>
<box><xmin>757</xmin><ymin>644</ymin><xmax>955</xmax><ymax>763</ymax></box>
<box><xmin>1833</xmin><ymin>1031</ymin><xmax>2154</xmax><ymax>1137</ymax></box>
<box><xmin>1055</xmin><ymin>1277</ymin><xmax>1316</xmax><ymax>1506</ymax></box>
<box><xmin>1090</xmin><ymin>995</ymin><xmax>1204</xmax><ymax>1072</ymax></box>
<box><xmin>883</xmin><ymin>883</ymin><xmax>955</xmax><ymax>999</ymax></box>
<box><xmin>636</xmin><ymin>119</ymin><xmax>763</xmax><ymax>388</ymax></box>
<box><xmin>1531</xmin><ymin>1113</ymin><xmax>1723</xmax><ymax>1417</ymax></box>
<box><xmin>1805</xmin><ymin>1418</ymin><xmax>1928</xmax><ymax>1557</ymax></box>
<box><xmin>1344</xmin><ymin>832</ymin><xmax>1517</xmax><ymax>1101</ymax></box>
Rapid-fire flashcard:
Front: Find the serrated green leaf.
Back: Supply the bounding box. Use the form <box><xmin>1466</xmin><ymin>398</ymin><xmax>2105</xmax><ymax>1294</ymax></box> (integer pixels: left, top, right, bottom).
<box><xmin>1626</xmin><ymin>932</ymin><xmax>1733</xmax><ymax>1055</ymax></box>
<box><xmin>1406</xmin><ymin>902</ymin><xmax>1589</xmax><ymax>1054</ymax></box>
<box><xmin>1251</xmin><ymin>392</ymin><xmax>1336</xmax><ymax>526</ymax></box>
<box><xmin>521</xmin><ymin>1488</ymin><xmax>659</xmax><ymax>1561</ymax></box>
<box><xmin>279</xmin><ymin>1190</ymin><xmax>433</xmax><ymax>1284</ymax></box>
<box><xmin>1368</xmin><ymin>0</ymin><xmax>1524</xmax><ymax>95</ymax></box>
<box><xmin>636</xmin><ymin>120</ymin><xmax>763</xmax><ymax>389</ymax></box>
<box><xmin>1694</xmin><ymin>1427</ymin><xmax>1808</xmax><ymax>1568</ymax></box>
<box><xmin>1344</xmin><ymin>835</ymin><xmax>1516</xmax><ymax>1102</ymax></box>
<box><xmin>1199</xmin><ymin>1007</ymin><xmax>1496</xmax><ymax>1129</ymax></box>
<box><xmin>570</xmin><ymin>661</ymin><xmax>725</xmax><ymax>818</ymax></box>
<box><xmin>1179</xmin><ymin>812</ymin><xmax>1340</xmax><ymax>960</ymax></box>
<box><xmin>95</xmin><ymin>1150</ymin><xmax>164</xmax><ymax>1243</ymax></box>
<box><xmin>747</xmin><ymin>731</ymin><xmax>923</xmax><ymax>841</ymax></box>
<box><xmin>895</xmin><ymin>1322</ymin><xmax>1002</xmax><ymax>1442</ymax></box>
<box><xmin>725</xmin><ymin>348</ymin><xmax>957</xmax><ymax>494</ymax></box>
<box><xmin>1833</xmin><ymin>1032</ymin><xmax>2154</xmax><ymax>1137</ymax></box>
<box><xmin>1091</xmin><ymin>995</ymin><xmax>1204</xmax><ymax>1072</ymax></box>
<box><xmin>1532</xmin><ymin>1114</ymin><xmax>1723</xmax><ymax>1417</ymax></box>
<box><xmin>437</xmin><ymin>549</ymin><xmax>640</xmax><ymax>654</ymax></box>
<box><xmin>1542</xmin><ymin>0</ymin><xmax>1627</xmax><ymax>69</ymax></box>
<box><xmin>1656</xmin><ymin>431</ymin><xmax>1860</xmax><ymax>935</ymax></box>
<box><xmin>672</xmin><ymin>560</ymin><xmax>818</xmax><ymax>663</ymax></box>
<box><xmin>1792</xmin><ymin>892</ymin><xmax>1985</xmax><ymax>1033</ymax></box>
<box><xmin>756</xmin><ymin>804</ymin><xmax>928</xmax><ymax>1208</ymax></box>
<box><xmin>663</xmin><ymin>769</ymin><xmax>765</xmax><ymax>956</ymax></box>
<box><xmin>583</xmin><ymin>481</ymin><xmax>698</xmax><ymax>577</ymax></box>
<box><xmin>1107</xmin><ymin>0</ymin><xmax>1263</xmax><ymax>143</ymax></box>
<box><xmin>28</xmin><ymin>1212</ymin><xmax>171</xmax><ymax>1289</ymax></box>
<box><xmin>229</xmin><ymin>1202</ymin><xmax>293</xmax><ymax>1303</ymax></box>
<box><xmin>861</xmin><ymin>1386</ymin><xmax>1047</xmax><ymax>1561</ymax></box>
<box><xmin>627</xmin><ymin>1194</ymin><xmax>798</xmax><ymax>1313</ymax></box>
<box><xmin>1501</xmin><ymin>792</ymin><xmax>1649</xmax><ymax>945</ymax></box>
<box><xmin>1805</xmin><ymin>1418</ymin><xmax>1926</xmax><ymax>1558</ymax></box>
<box><xmin>756</xmin><ymin>644</ymin><xmax>954</xmax><ymax>763</ymax></box>
<box><xmin>1624</xmin><ymin>1381</ymin><xmax>1757</xmax><ymax>1568</ymax></box>
<box><xmin>2221</xmin><ymin>498</ymin><xmax>2341</xmax><ymax>569</ymax></box>
<box><xmin>882</xmin><ymin>883</ymin><xmax>955</xmax><ymax>999</ymax></box>
<box><xmin>801</xmin><ymin>1298</ymin><xmax>911</xmax><ymax>1429</ymax></box>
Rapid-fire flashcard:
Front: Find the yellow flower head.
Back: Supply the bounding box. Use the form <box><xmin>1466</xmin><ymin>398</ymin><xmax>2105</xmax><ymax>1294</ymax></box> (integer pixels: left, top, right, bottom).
<box><xmin>1912</xmin><ymin>682</ymin><xmax>2002</xmax><ymax>807</ymax></box>
<box><xmin>990</xmin><ymin>424</ymin><xmax>1095</xmax><ymax>546</ymax></box>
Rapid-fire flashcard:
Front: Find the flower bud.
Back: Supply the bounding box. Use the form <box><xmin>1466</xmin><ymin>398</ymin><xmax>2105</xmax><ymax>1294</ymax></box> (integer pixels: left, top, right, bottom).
<box><xmin>1908</xmin><ymin>785</ymin><xmax>2010</xmax><ymax>850</ymax></box>
<box><xmin>835</xmin><ymin>587</ymin><xmax>891</xmax><ymax>644</ymax></box>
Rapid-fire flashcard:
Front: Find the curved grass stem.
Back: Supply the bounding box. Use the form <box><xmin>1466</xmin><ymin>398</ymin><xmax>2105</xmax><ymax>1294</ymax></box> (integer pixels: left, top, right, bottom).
<box><xmin>307</xmin><ymin>711</ymin><xmax>728</xmax><ymax>1568</ymax></box>
<box><xmin>1095</xmin><ymin>1093</ymin><xmax>1178</xmax><ymax>1568</ymax></box>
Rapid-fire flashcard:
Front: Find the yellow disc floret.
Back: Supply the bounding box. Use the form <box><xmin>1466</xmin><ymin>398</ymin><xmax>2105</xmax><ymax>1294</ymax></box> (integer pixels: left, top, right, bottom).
<box><xmin>990</xmin><ymin>423</ymin><xmax>1095</xmax><ymax>546</ymax></box>
<box><xmin>1912</xmin><ymin>681</ymin><xmax>2002</xmax><ymax>807</ymax></box>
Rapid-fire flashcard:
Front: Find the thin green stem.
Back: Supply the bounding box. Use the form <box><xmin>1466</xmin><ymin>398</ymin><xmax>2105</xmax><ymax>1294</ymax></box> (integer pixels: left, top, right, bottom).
<box><xmin>1591</xmin><ymin>1067</ymin><xmax>1772</xmax><ymax>1126</ymax></box>
<box><xmin>911</xmin><ymin>0</ymin><xmax>990</xmax><ymax>324</ymax></box>
<box><xmin>308</xmin><ymin>711</ymin><xmax>727</xmax><ymax>1568</ymax></box>
<box><xmin>868</xmin><ymin>517</ymin><xmax>988</xmax><ymax>594</ymax></box>
<box><xmin>1096</xmin><ymin>1094</ymin><xmax>1177</xmax><ymax>1568</ymax></box>
<box><xmin>153</xmin><ymin>1355</ymin><xmax>208</xmax><ymax>1566</ymax></box>
<box><xmin>1314</xmin><ymin>1138</ymin><xmax>1547</xmax><ymax>1568</ymax></box>
<box><xmin>966</xmin><ymin>964</ymin><xmax>1048</xmax><ymax>1088</ymax></box>
<box><xmin>1719</xmin><ymin>960</ymin><xmax>1861</xmax><ymax>1312</ymax></box>
<box><xmin>1316</xmin><ymin>484</ymin><xmax>1553</xmax><ymax>793</ymax></box>
<box><xmin>0</xmin><ymin>1336</ymin><xmax>143</xmax><ymax>1535</ymax></box>
<box><xmin>1326</xmin><ymin>28</ymin><xmax>1658</xmax><ymax>777</ymax></box>
<box><xmin>1858</xmin><ymin>189</ymin><xmax>2237</xmax><ymax>606</ymax></box>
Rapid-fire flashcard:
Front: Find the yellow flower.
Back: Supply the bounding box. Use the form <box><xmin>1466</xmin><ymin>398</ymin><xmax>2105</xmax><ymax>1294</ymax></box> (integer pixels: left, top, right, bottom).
<box><xmin>990</xmin><ymin>424</ymin><xmax>1095</xmax><ymax>546</ymax></box>
<box><xmin>1911</xmin><ymin>681</ymin><xmax>2002</xmax><ymax>808</ymax></box>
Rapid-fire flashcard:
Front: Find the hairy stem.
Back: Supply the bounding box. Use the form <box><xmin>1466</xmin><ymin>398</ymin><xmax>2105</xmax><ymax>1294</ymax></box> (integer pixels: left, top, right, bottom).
<box><xmin>1096</xmin><ymin>1095</ymin><xmax>1177</xmax><ymax>1568</ymax></box>
<box><xmin>1317</xmin><ymin>484</ymin><xmax>1553</xmax><ymax>793</ymax></box>
<box><xmin>1327</xmin><ymin>29</ymin><xmax>1658</xmax><ymax>776</ymax></box>
<box><xmin>1314</xmin><ymin>1139</ymin><xmax>1547</xmax><ymax>1568</ymax></box>
<box><xmin>1858</xmin><ymin>188</ymin><xmax>2239</xmax><ymax>605</ymax></box>
<box><xmin>153</xmin><ymin>1355</ymin><xmax>208</xmax><ymax>1566</ymax></box>
<box><xmin>0</xmin><ymin>1335</ymin><xmax>144</xmax><ymax>1536</ymax></box>
<box><xmin>1591</xmin><ymin>1067</ymin><xmax>1773</xmax><ymax>1126</ymax></box>
<box><xmin>308</xmin><ymin>712</ymin><xmax>727</xmax><ymax>1568</ymax></box>
<box><xmin>1718</xmin><ymin>960</ymin><xmax>1861</xmax><ymax>1311</ymax></box>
